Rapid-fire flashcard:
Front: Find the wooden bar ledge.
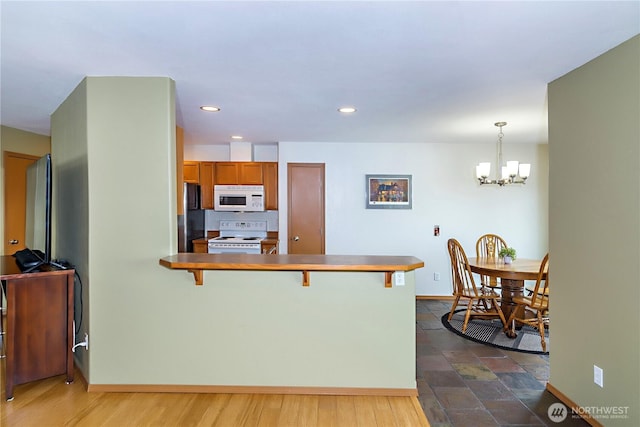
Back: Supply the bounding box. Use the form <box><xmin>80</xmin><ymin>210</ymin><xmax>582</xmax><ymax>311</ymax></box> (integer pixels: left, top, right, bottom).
<box><xmin>160</xmin><ymin>253</ymin><xmax>424</xmax><ymax>287</ymax></box>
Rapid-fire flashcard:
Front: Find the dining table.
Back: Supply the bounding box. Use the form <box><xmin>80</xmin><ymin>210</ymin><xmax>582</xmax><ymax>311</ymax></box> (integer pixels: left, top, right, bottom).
<box><xmin>466</xmin><ymin>257</ymin><xmax>547</xmax><ymax>337</ymax></box>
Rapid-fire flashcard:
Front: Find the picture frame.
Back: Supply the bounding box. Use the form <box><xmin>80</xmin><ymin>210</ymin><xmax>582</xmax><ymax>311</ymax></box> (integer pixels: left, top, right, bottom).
<box><xmin>366</xmin><ymin>174</ymin><xmax>412</xmax><ymax>209</ymax></box>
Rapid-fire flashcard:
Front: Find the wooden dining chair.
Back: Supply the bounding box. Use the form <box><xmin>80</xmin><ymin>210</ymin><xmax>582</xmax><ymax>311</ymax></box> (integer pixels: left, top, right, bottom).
<box><xmin>525</xmin><ymin>280</ymin><xmax>549</xmax><ymax>297</ymax></box>
<box><xmin>447</xmin><ymin>238</ymin><xmax>508</xmax><ymax>333</ymax></box>
<box><xmin>475</xmin><ymin>234</ymin><xmax>508</xmax><ymax>289</ymax></box>
<box><xmin>506</xmin><ymin>253</ymin><xmax>549</xmax><ymax>352</ymax></box>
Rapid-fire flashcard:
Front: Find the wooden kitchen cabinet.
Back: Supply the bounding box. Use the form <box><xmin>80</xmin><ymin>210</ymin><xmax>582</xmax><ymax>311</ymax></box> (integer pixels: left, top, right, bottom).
<box><xmin>240</xmin><ymin>163</ymin><xmax>264</xmax><ymax>184</ymax></box>
<box><xmin>199</xmin><ymin>162</ymin><xmax>215</xmax><ymax>209</ymax></box>
<box><xmin>261</xmin><ymin>239</ymin><xmax>279</xmax><ymax>254</ymax></box>
<box><xmin>183</xmin><ymin>161</ymin><xmax>200</xmax><ymax>184</ymax></box>
<box><xmin>176</xmin><ymin>126</ymin><xmax>185</xmax><ymax>215</ymax></box>
<box><xmin>193</xmin><ymin>239</ymin><xmax>208</xmax><ymax>253</ymax></box>
<box><xmin>214</xmin><ymin>163</ymin><xmax>238</xmax><ymax>184</ymax></box>
<box><xmin>263</xmin><ymin>162</ymin><xmax>278</xmax><ymax>210</ymax></box>
<box><xmin>182</xmin><ymin>161</ymin><xmax>277</xmax><ymax>210</ymax></box>
<box><xmin>214</xmin><ymin>162</ymin><xmax>263</xmax><ymax>185</ymax></box>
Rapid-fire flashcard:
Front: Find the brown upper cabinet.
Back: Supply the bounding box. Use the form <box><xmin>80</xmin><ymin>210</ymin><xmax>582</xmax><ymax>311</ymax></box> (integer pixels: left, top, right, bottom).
<box><xmin>199</xmin><ymin>162</ymin><xmax>215</xmax><ymax>209</ymax></box>
<box><xmin>263</xmin><ymin>162</ymin><xmax>278</xmax><ymax>211</ymax></box>
<box><xmin>182</xmin><ymin>161</ymin><xmax>279</xmax><ymax>210</ymax></box>
<box><xmin>176</xmin><ymin>126</ymin><xmax>185</xmax><ymax>215</ymax></box>
<box><xmin>215</xmin><ymin>162</ymin><xmax>263</xmax><ymax>185</ymax></box>
<box><xmin>183</xmin><ymin>161</ymin><xmax>200</xmax><ymax>184</ymax></box>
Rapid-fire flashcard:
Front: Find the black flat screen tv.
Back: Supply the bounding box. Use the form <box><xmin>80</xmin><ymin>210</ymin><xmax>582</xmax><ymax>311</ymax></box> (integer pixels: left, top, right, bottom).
<box><xmin>25</xmin><ymin>153</ymin><xmax>52</xmax><ymax>265</ymax></box>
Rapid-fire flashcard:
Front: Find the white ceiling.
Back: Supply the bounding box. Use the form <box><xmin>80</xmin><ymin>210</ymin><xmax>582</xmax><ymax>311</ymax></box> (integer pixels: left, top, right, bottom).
<box><xmin>1</xmin><ymin>1</ymin><xmax>638</xmax><ymax>146</ymax></box>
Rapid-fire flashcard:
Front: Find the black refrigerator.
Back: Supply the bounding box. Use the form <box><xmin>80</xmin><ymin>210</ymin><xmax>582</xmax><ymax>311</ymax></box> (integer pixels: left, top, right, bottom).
<box><xmin>178</xmin><ymin>182</ymin><xmax>205</xmax><ymax>252</ymax></box>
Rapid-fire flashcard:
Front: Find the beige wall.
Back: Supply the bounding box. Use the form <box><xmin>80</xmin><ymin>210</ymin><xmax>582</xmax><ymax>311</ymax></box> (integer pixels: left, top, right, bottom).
<box><xmin>51</xmin><ymin>76</ymin><xmax>417</xmax><ymax>391</ymax></box>
<box><xmin>51</xmin><ymin>76</ymin><xmax>177</xmax><ymax>383</ymax></box>
<box><xmin>0</xmin><ymin>125</ymin><xmax>50</xmax><ymax>155</ymax></box>
<box><xmin>0</xmin><ymin>125</ymin><xmax>50</xmax><ymax>256</ymax></box>
<box><xmin>548</xmin><ymin>35</ymin><xmax>639</xmax><ymax>425</ymax></box>
<box><xmin>51</xmin><ymin>79</ymin><xmax>90</xmax><ymax>373</ymax></box>
<box><xmin>278</xmin><ymin>140</ymin><xmax>549</xmax><ymax>296</ymax></box>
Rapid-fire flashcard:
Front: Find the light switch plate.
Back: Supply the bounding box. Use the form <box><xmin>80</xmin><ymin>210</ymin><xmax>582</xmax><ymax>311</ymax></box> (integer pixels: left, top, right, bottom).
<box><xmin>594</xmin><ymin>365</ymin><xmax>603</xmax><ymax>387</ymax></box>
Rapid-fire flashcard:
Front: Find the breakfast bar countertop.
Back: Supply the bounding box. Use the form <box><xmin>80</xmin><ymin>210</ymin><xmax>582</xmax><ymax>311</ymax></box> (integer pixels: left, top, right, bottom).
<box><xmin>159</xmin><ymin>253</ymin><xmax>424</xmax><ymax>286</ymax></box>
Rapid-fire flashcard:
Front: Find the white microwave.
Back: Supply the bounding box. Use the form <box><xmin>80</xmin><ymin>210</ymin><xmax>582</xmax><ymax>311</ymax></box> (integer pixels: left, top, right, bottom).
<box><xmin>214</xmin><ymin>185</ymin><xmax>265</xmax><ymax>211</ymax></box>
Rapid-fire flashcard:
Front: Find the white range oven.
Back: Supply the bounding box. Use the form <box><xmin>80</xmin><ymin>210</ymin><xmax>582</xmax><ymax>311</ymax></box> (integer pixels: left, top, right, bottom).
<box><xmin>208</xmin><ymin>220</ymin><xmax>267</xmax><ymax>254</ymax></box>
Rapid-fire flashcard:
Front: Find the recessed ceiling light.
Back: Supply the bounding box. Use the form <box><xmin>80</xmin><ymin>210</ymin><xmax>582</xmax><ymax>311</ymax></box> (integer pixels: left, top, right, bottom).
<box><xmin>200</xmin><ymin>106</ymin><xmax>221</xmax><ymax>112</ymax></box>
<box><xmin>338</xmin><ymin>106</ymin><xmax>357</xmax><ymax>113</ymax></box>
<box><xmin>231</xmin><ymin>135</ymin><xmax>243</xmax><ymax>140</ymax></box>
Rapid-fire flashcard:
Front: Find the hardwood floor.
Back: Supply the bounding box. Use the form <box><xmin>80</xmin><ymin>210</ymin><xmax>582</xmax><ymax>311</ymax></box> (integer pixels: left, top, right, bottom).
<box><xmin>0</xmin><ymin>368</ymin><xmax>430</xmax><ymax>426</ymax></box>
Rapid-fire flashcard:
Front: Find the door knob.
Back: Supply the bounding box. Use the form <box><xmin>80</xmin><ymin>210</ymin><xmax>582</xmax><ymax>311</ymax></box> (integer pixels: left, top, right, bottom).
<box><xmin>9</xmin><ymin>239</ymin><xmax>18</xmax><ymax>245</ymax></box>
<box><xmin>293</xmin><ymin>236</ymin><xmax>300</xmax><ymax>241</ymax></box>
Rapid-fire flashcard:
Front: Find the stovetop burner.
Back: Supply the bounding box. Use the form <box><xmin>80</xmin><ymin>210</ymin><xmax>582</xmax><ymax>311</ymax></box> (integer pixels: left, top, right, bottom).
<box><xmin>210</xmin><ymin>236</ymin><xmax>262</xmax><ymax>242</ymax></box>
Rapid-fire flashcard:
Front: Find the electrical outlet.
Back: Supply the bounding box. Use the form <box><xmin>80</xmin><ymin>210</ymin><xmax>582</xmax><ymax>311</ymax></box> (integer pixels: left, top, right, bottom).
<box><xmin>434</xmin><ymin>272</ymin><xmax>440</xmax><ymax>281</ymax></box>
<box><xmin>73</xmin><ymin>333</ymin><xmax>89</xmax><ymax>353</ymax></box>
<box><xmin>394</xmin><ymin>271</ymin><xmax>405</xmax><ymax>286</ymax></box>
<box><xmin>594</xmin><ymin>365</ymin><xmax>603</xmax><ymax>387</ymax></box>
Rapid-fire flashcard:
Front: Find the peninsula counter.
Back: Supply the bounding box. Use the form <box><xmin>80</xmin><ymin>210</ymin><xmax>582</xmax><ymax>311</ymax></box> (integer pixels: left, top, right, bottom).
<box><xmin>159</xmin><ymin>253</ymin><xmax>424</xmax><ymax>287</ymax></box>
<box><xmin>131</xmin><ymin>253</ymin><xmax>426</xmax><ymax>396</ymax></box>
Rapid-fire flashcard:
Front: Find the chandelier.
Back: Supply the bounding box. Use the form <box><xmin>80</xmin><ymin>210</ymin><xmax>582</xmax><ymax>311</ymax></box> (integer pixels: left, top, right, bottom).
<box><xmin>476</xmin><ymin>122</ymin><xmax>531</xmax><ymax>186</ymax></box>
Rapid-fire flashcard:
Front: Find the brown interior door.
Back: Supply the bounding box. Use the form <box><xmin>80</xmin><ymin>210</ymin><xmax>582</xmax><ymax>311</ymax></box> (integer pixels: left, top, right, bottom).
<box><xmin>4</xmin><ymin>151</ymin><xmax>40</xmax><ymax>254</ymax></box>
<box><xmin>287</xmin><ymin>163</ymin><xmax>325</xmax><ymax>254</ymax></box>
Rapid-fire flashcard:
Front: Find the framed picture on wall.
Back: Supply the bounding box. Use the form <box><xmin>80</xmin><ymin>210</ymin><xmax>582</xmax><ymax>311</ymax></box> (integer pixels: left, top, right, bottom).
<box><xmin>366</xmin><ymin>175</ymin><xmax>412</xmax><ymax>209</ymax></box>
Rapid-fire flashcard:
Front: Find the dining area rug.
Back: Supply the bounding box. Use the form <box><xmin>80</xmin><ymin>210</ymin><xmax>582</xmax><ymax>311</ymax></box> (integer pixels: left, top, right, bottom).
<box><xmin>442</xmin><ymin>309</ymin><xmax>549</xmax><ymax>355</ymax></box>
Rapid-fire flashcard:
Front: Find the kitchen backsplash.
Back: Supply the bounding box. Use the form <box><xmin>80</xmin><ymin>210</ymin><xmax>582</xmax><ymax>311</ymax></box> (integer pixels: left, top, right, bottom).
<box><xmin>205</xmin><ymin>210</ymin><xmax>279</xmax><ymax>231</ymax></box>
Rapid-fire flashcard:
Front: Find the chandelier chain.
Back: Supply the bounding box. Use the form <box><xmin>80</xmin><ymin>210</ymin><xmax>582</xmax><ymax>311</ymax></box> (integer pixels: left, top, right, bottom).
<box><xmin>496</xmin><ymin>126</ymin><xmax>504</xmax><ymax>170</ymax></box>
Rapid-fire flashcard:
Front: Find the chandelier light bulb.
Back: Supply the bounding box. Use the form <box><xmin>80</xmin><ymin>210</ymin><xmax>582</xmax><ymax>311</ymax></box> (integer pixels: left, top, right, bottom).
<box><xmin>476</xmin><ymin>162</ymin><xmax>491</xmax><ymax>179</ymax></box>
<box><xmin>506</xmin><ymin>161</ymin><xmax>519</xmax><ymax>177</ymax></box>
<box><xmin>501</xmin><ymin>166</ymin><xmax>509</xmax><ymax>180</ymax></box>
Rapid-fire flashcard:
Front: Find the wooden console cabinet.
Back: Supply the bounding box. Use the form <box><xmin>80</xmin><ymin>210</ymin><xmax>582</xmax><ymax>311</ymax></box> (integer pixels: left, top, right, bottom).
<box><xmin>0</xmin><ymin>257</ymin><xmax>74</xmax><ymax>400</ymax></box>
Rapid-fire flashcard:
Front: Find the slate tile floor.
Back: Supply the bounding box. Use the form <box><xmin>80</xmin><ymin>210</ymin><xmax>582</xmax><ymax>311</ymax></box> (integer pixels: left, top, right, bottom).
<box><xmin>416</xmin><ymin>299</ymin><xmax>589</xmax><ymax>427</ymax></box>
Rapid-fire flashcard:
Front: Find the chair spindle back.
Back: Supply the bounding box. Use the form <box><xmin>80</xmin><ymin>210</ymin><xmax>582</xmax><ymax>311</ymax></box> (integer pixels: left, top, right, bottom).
<box><xmin>448</xmin><ymin>238</ymin><xmax>480</xmax><ymax>297</ymax></box>
<box><xmin>529</xmin><ymin>253</ymin><xmax>549</xmax><ymax>307</ymax></box>
<box><xmin>476</xmin><ymin>234</ymin><xmax>508</xmax><ymax>259</ymax></box>
<box><xmin>476</xmin><ymin>234</ymin><xmax>508</xmax><ymax>288</ymax></box>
